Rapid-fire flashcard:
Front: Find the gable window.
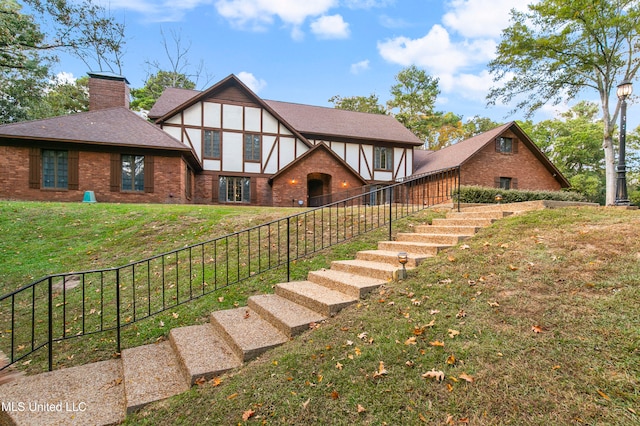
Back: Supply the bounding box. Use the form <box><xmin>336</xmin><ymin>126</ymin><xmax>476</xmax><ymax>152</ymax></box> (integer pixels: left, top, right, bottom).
<box><xmin>496</xmin><ymin>137</ymin><xmax>513</xmax><ymax>153</ymax></box>
<box><xmin>496</xmin><ymin>177</ymin><xmax>517</xmax><ymax>190</ymax></box>
<box><xmin>121</xmin><ymin>154</ymin><xmax>145</xmax><ymax>191</ymax></box>
<box><xmin>499</xmin><ymin>177</ymin><xmax>512</xmax><ymax>189</ymax></box>
<box><xmin>42</xmin><ymin>150</ymin><xmax>68</xmax><ymax>189</ymax></box>
<box><xmin>374</xmin><ymin>146</ymin><xmax>393</xmax><ymax>171</ymax></box>
<box><xmin>244</xmin><ymin>133</ymin><xmax>261</xmax><ymax>162</ymax></box>
<box><xmin>219</xmin><ymin>176</ymin><xmax>250</xmax><ymax>203</ymax></box>
<box><xmin>204</xmin><ymin>129</ymin><xmax>221</xmax><ymax>159</ymax></box>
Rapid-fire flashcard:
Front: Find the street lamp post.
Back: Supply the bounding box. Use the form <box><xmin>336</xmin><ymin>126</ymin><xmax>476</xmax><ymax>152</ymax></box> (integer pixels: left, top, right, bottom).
<box><xmin>615</xmin><ymin>80</ymin><xmax>633</xmax><ymax>206</ymax></box>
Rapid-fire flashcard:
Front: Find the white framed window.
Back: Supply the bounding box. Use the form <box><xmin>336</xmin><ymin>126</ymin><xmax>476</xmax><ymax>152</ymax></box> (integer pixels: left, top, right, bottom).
<box><xmin>374</xmin><ymin>146</ymin><xmax>393</xmax><ymax>170</ymax></box>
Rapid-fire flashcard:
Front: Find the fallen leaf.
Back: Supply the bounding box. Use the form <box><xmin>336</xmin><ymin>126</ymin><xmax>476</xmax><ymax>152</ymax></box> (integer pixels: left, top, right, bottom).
<box><xmin>373</xmin><ymin>361</ymin><xmax>388</xmax><ymax>378</ymax></box>
<box><xmin>357</xmin><ymin>404</ymin><xmax>366</xmax><ymax>413</ymax></box>
<box><xmin>425</xmin><ymin>319</ymin><xmax>436</xmax><ymax>327</ymax></box>
<box><xmin>422</xmin><ymin>369</ymin><xmax>445</xmax><ymax>382</ymax></box>
<box><xmin>210</xmin><ymin>377</ymin><xmax>222</xmax><ymax>387</ymax></box>
<box><xmin>448</xmin><ymin>329</ymin><xmax>460</xmax><ymax>339</ymax></box>
<box><xmin>488</xmin><ymin>301</ymin><xmax>500</xmax><ymax>307</ymax></box>
<box><xmin>405</xmin><ymin>336</ymin><xmax>417</xmax><ymax>345</ymax></box>
<box><xmin>413</xmin><ymin>326</ymin><xmax>424</xmax><ymax>336</ymax></box>
<box><xmin>244</xmin><ymin>310</ymin><xmax>250</xmax><ymax>319</ymax></box>
<box><xmin>217</xmin><ymin>296</ymin><xmax>224</xmax><ymax>302</ymax></box>
<box><xmin>172</xmin><ymin>312</ymin><xmax>179</xmax><ymax>319</ymax></box>
<box><xmin>358</xmin><ymin>332</ymin><xmax>368</xmax><ymax>340</ymax></box>
<box><xmin>531</xmin><ymin>325</ymin><xmax>544</xmax><ymax>333</ymax></box>
<box><xmin>446</xmin><ymin>354</ymin><xmax>456</xmax><ymax>365</ymax></box>
<box><xmin>227</xmin><ymin>393</ymin><xmax>238</xmax><ymax>400</ymax></box>
<box><xmin>302</xmin><ymin>398</ymin><xmax>310</xmax><ymax>410</ymax></box>
<box><xmin>448</xmin><ymin>255</ymin><xmax>457</xmax><ymax>262</ymax></box>
<box><xmin>509</xmin><ymin>264</ymin><xmax>519</xmax><ymax>271</ymax></box>
<box><xmin>429</xmin><ymin>310</ymin><xmax>440</xmax><ymax>315</ymax></box>
<box><xmin>459</xmin><ymin>373</ymin><xmax>474</xmax><ymax>383</ymax></box>
<box><xmin>336</xmin><ymin>362</ymin><xmax>343</xmax><ymax>370</ymax></box>
<box><xmin>354</xmin><ymin>347</ymin><xmax>361</xmax><ymax>356</ymax></box>
<box><xmin>405</xmin><ymin>360</ymin><xmax>415</xmax><ymax>367</ymax></box>
<box><xmin>446</xmin><ymin>414</ymin><xmax>455</xmax><ymax>425</ymax></box>
<box><xmin>627</xmin><ymin>407</ymin><xmax>637</xmax><ymax>414</ymax></box>
<box><xmin>419</xmin><ymin>412</ymin><xmax>427</xmax><ymax>422</ymax></box>
<box><xmin>194</xmin><ymin>377</ymin><xmax>206</xmax><ymax>386</ymax></box>
<box><xmin>330</xmin><ymin>391</ymin><xmax>339</xmax><ymax>400</ymax></box>
<box><xmin>500</xmin><ymin>243</ymin><xmax>509</xmax><ymax>248</ymax></box>
<box><xmin>552</xmin><ymin>365</ymin><xmax>561</xmax><ymax>370</ymax></box>
<box><xmin>159</xmin><ymin>320</ymin><xmax>164</xmax><ymax>327</ymax></box>
<box><xmin>460</xmin><ymin>244</ymin><xmax>470</xmax><ymax>250</ymax></box>
<box><xmin>597</xmin><ymin>389</ymin><xmax>611</xmax><ymax>401</ymax></box>
<box><xmin>456</xmin><ymin>309</ymin><xmax>466</xmax><ymax>319</ymax></box>
<box><xmin>459</xmin><ymin>417</ymin><xmax>470</xmax><ymax>424</ymax></box>
<box><xmin>429</xmin><ymin>340</ymin><xmax>444</xmax><ymax>347</ymax></box>
<box><xmin>242</xmin><ymin>409</ymin><xmax>255</xmax><ymax>421</ymax></box>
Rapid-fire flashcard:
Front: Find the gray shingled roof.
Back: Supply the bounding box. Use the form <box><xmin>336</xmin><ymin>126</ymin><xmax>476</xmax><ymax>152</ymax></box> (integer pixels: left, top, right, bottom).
<box><xmin>0</xmin><ymin>107</ymin><xmax>191</xmax><ymax>152</ymax></box>
<box><xmin>264</xmin><ymin>100</ymin><xmax>423</xmax><ymax>145</ymax></box>
<box><xmin>148</xmin><ymin>87</ymin><xmax>199</xmax><ymax>119</ymax></box>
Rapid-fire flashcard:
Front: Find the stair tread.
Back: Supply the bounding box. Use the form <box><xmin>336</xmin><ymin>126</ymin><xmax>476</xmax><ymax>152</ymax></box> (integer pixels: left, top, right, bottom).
<box><xmin>308</xmin><ymin>268</ymin><xmax>387</xmax><ymax>287</ymax></box>
<box><xmin>249</xmin><ymin>294</ymin><xmax>326</xmax><ymax>335</ymax></box>
<box><xmin>277</xmin><ymin>281</ymin><xmax>358</xmax><ymax>305</ymax></box>
<box><xmin>211</xmin><ymin>307</ymin><xmax>289</xmax><ymax>360</ymax></box>
<box><xmin>170</xmin><ymin>324</ymin><xmax>241</xmax><ymax>384</ymax></box>
<box><xmin>121</xmin><ymin>341</ymin><xmax>190</xmax><ymax>414</ymax></box>
<box><xmin>332</xmin><ymin>259</ymin><xmax>400</xmax><ymax>271</ymax></box>
<box><xmin>0</xmin><ymin>359</ymin><xmax>125</xmax><ymax>426</ymax></box>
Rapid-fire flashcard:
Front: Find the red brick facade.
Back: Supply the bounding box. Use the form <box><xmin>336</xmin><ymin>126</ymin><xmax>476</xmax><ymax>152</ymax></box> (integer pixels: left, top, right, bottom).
<box><xmin>88</xmin><ymin>74</ymin><xmax>130</xmax><ymax>111</ymax></box>
<box><xmin>460</xmin><ymin>130</ymin><xmax>563</xmax><ymax>191</ymax></box>
<box><xmin>0</xmin><ymin>144</ymin><xmax>188</xmax><ymax>203</ymax></box>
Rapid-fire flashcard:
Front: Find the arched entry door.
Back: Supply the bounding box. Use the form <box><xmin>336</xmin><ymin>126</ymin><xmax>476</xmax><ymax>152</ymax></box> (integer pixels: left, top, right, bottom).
<box><xmin>307</xmin><ymin>173</ymin><xmax>331</xmax><ymax>207</ymax></box>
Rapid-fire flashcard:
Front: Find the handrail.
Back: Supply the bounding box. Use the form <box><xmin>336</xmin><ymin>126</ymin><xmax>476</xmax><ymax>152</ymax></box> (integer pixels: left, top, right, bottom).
<box><xmin>0</xmin><ymin>167</ymin><xmax>460</xmax><ymax>372</ymax></box>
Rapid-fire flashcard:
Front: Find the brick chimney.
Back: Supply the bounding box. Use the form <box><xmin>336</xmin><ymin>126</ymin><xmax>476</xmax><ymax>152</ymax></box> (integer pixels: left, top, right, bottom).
<box><xmin>87</xmin><ymin>72</ymin><xmax>130</xmax><ymax>111</ymax></box>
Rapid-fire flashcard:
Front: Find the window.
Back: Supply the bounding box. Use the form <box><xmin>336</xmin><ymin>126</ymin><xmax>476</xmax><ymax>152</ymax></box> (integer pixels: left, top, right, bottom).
<box><xmin>244</xmin><ymin>133</ymin><xmax>261</xmax><ymax>162</ymax></box>
<box><xmin>204</xmin><ymin>130</ymin><xmax>221</xmax><ymax>159</ymax></box>
<box><xmin>496</xmin><ymin>137</ymin><xmax>513</xmax><ymax>153</ymax></box>
<box><xmin>121</xmin><ymin>155</ymin><xmax>145</xmax><ymax>191</ymax></box>
<box><xmin>219</xmin><ymin>176</ymin><xmax>250</xmax><ymax>203</ymax></box>
<box><xmin>374</xmin><ymin>146</ymin><xmax>393</xmax><ymax>170</ymax></box>
<box><xmin>499</xmin><ymin>177</ymin><xmax>512</xmax><ymax>190</ymax></box>
<box><xmin>42</xmin><ymin>150</ymin><xmax>68</xmax><ymax>189</ymax></box>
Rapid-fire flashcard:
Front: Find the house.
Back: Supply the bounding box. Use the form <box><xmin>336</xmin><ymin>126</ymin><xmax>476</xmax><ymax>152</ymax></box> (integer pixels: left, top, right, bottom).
<box><xmin>0</xmin><ymin>73</ymin><xmax>568</xmax><ymax>206</ymax></box>
<box><xmin>412</xmin><ymin>122</ymin><xmax>569</xmax><ymax>190</ymax></box>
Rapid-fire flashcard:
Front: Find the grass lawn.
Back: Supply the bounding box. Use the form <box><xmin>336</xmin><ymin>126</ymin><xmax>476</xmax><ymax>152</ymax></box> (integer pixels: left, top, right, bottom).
<box><xmin>2</xmin><ymin>203</ymin><xmax>638</xmax><ymax>424</ymax></box>
<box><xmin>120</xmin><ymin>206</ymin><xmax>639</xmax><ymax>425</ymax></box>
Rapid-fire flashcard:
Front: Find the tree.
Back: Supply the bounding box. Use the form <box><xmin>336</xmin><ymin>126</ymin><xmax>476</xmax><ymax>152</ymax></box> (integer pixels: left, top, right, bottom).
<box><xmin>38</xmin><ymin>75</ymin><xmax>89</xmax><ymax>118</ymax></box>
<box><xmin>131</xmin><ymin>71</ymin><xmax>195</xmax><ymax>112</ymax></box>
<box><xmin>328</xmin><ymin>94</ymin><xmax>386</xmax><ymax>114</ymax></box>
<box><xmin>487</xmin><ymin>0</ymin><xmax>640</xmax><ymax>205</ymax></box>
<box><xmin>462</xmin><ymin>116</ymin><xmax>501</xmax><ymax>139</ymax></box>
<box><xmin>386</xmin><ymin>65</ymin><xmax>440</xmax><ymax>146</ymax></box>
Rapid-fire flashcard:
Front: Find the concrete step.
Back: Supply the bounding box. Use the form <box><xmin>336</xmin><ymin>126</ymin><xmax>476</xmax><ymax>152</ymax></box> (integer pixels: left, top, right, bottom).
<box><xmin>248</xmin><ymin>294</ymin><xmax>326</xmax><ymax>337</ymax></box>
<box><xmin>0</xmin><ymin>359</ymin><xmax>125</xmax><ymax>425</ymax></box>
<box><xmin>121</xmin><ymin>341</ymin><xmax>190</xmax><ymax>414</ymax></box>
<box><xmin>432</xmin><ymin>218</ymin><xmax>496</xmax><ymax>227</ymax></box>
<box><xmin>356</xmin><ymin>249</ymin><xmax>426</xmax><ymax>267</ymax></box>
<box><xmin>447</xmin><ymin>211</ymin><xmax>513</xmax><ymax>219</ymax></box>
<box><xmin>210</xmin><ymin>307</ymin><xmax>288</xmax><ymax>362</ymax></box>
<box><xmin>330</xmin><ymin>259</ymin><xmax>400</xmax><ymax>280</ymax></box>
<box><xmin>169</xmin><ymin>324</ymin><xmax>242</xmax><ymax>385</ymax></box>
<box><xmin>275</xmin><ymin>281</ymin><xmax>358</xmax><ymax>316</ymax></box>
<box><xmin>307</xmin><ymin>268</ymin><xmax>386</xmax><ymax>298</ymax></box>
<box><xmin>414</xmin><ymin>224</ymin><xmax>482</xmax><ymax>235</ymax></box>
<box><xmin>377</xmin><ymin>240</ymin><xmax>444</xmax><ymax>257</ymax></box>
<box><xmin>395</xmin><ymin>232</ymin><xmax>468</xmax><ymax>245</ymax></box>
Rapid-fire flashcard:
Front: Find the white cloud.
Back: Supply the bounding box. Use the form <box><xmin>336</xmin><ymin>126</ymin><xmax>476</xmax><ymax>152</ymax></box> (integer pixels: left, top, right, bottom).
<box><xmin>442</xmin><ymin>0</ymin><xmax>531</xmax><ymax>38</ymax></box>
<box><xmin>237</xmin><ymin>71</ymin><xmax>267</xmax><ymax>93</ymax></box>
<box><xmin>95</xmin><ymin>0</ymin><xmax>214</xmax><ymax>22</ymax></box>
<box><xmin>438</xmin><ymin>70</ymin><xmax>494</xmax><ymax>101</ymax></box>
<box><xmin>215</xmin><ymin>0</ymin><xmax>337</xmax><ymax>31</ymax></box>
<box><xmin>344</xmin><ymin>0</ymin><xmax>394</xmax><ymax>8</ymax></box>
<box><xmin>350</xmin><ymin>59</ymin><xmax>370</xmax><ymax>74</ymax></box>
<box><xmin>310</xmin><ymin>14</ymin><xmax>350</xmax><ymax>39</ymax></box>
<box><xmin>53</xmin><ymin>72</ymin><xmax>77</xmax><ymax>85</ymax></box>
<box><xmin>379</xmin><ymin>14</ymin><xmax>410</xmax><ymax>29</ymax></box>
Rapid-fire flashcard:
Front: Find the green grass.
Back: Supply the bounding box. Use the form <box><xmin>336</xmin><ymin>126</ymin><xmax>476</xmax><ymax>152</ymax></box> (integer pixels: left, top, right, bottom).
<box><xmin>120</xmin><ymin>206</ymin><xmax>639</xmax><ymax>425</ymax></box>
<box><xmin>0</xmin><ymin>201</ymin><xmax>442</xmax><ymax>373</ymax></box>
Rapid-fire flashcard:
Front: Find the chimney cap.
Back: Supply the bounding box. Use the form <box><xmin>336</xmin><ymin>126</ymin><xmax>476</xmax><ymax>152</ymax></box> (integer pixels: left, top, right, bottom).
<box><xmin>87</xmin><ymin>71</ymin><xmax>130</xmax><ymax>85</ymax></box>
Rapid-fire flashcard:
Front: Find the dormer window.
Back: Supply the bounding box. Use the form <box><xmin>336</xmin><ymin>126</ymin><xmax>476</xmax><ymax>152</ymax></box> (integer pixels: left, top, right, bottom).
<box><xmin>496</xmin><ymin>137</ymin><xmax>513</xmax><ymax>153</ymax></box>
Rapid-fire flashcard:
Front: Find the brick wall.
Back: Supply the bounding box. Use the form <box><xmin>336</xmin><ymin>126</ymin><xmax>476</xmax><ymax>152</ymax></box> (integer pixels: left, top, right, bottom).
<box><xmin>461</xmin><ymin>131</ymin><xmax>562</xmax><ymax>191</ymax></box>
<box><xmin>271</xmin><ymin>147</ymin><xmax>363</xmax><ymax>207</ymax></box>
<box><xmin>0</xmin><ymin>145</ymin><xmax>187</xmax><ymax>203</ymax></box>
<box><xmin>88</xmin><ymin>76</ymin><xmax>130</xmax><ymax>111</ymax></box>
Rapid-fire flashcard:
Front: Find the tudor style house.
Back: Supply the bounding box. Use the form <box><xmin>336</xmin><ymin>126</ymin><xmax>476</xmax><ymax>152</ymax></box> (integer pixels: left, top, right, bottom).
<box><xmin>0</xmin><ymin>72</ymin><xmax>569</xmax><ymax>206</ymax></box>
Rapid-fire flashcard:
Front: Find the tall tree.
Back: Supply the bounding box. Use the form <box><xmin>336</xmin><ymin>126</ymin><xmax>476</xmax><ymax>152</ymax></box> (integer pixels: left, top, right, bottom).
<box><xmin>462</xmin><ymin>116</ymin><xmax>501</xmax><ymax>139</ymax></box>
<box><xmin>386</xmin><ymin>65</ymin><xmax>440</xmax><ymax>146</ymax></box>
<box><xmin>130</xmin><ymin>71</ymin><xmax>196</xmax><ymax>111</ymax></box>
<box><xmin>487</xmin><ymin>0</ymin><xmax>640</xmax><ymax>205</ymax></box>
<box><xmin>328</xmin><ymin>94</ymin><xmax>386</xmax><ymax>114</ymax></box>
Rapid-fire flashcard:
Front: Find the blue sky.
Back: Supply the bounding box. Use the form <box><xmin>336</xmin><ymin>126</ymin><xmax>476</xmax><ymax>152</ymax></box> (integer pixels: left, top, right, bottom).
<box><xmin>51</xmin><ymin>0</ymin><xmax>630</xmax><ymax>127</ymax></box>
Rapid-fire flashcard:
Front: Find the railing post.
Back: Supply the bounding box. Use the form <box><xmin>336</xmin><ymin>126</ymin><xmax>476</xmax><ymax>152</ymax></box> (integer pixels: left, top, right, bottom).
<box><xmin>286</xmin><ymin>217</ymin><xmax>291</xmax><ymax>282</ymax></box>
<box><xmin>116</xmin><ymin>269</ymin><xmax>121</xmax><ymax>354</ymax></box>
<box><xmin>457</xmin><ymin>167</ymin><xmax>461</xmax><ymax>212</ymax></box>
<box><xmin>48</xmin><ymin>276</ymin><xmax>53</xmax><ymax>371</ymax></box>
<box><xmin>388</xmin><ymin>187</ymin><xmax>393</xmax><ymax>241</ymax></box>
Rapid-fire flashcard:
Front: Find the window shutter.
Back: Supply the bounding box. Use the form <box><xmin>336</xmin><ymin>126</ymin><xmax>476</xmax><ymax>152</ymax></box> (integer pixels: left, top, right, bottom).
<box><xmin>68</xmin><ymin>150</ymin><xmax>79</xmax><ymax>190</ymax></box>
<box><xmin>494</xmin><ymin>177</ymin><xmax>500</xmax><ymax>188</ymax></box>
<box><xmin>495</xmin><ymin>139</ymin><xmax>500</xmax><ymax>152</ymax></box>
<box><xmin>144</xmin><ymin>155</ymin><xmax>154</xmax><ymax>193</ymax></box>
<box><xmin>512</xmin><ymin>178</ymin><xmax>518</xmax><ymax>189</ymax></box>
<box><xmin>250</xmin><ymin>178</ymin><xmax>257</xmax><ymax>204</ymax></box>
<box><xmin>110</xmin><ymin>153</ymin><xmax>121</xmax><ymax>192</ymax></box>
<box><xmin>512</xmin><ymin>140</ymin><xmax>519</xmax><ymax>153</ymax></box>
<box><xmin>29</xmin><ymin>148</ymin><xmax>41</xmax><ymax>189</ymax></box>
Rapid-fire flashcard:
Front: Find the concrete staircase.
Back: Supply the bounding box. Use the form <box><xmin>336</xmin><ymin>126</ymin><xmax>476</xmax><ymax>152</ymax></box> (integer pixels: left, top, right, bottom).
<box><xmin>0</xmin><ymin>206</ymin><xmax>515</xmax><ymax>426</ymax></box>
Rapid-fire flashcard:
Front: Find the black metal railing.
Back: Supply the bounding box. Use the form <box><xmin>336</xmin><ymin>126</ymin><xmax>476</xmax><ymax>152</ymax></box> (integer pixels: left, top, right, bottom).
<box><xmin>0</xmin><ymin>167</ymin><xmax>459</xmax><ymax>372</ymax></box>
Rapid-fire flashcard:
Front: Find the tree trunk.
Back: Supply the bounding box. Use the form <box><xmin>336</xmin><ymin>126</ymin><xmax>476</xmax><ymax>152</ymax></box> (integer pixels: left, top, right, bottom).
<box><xmin>603</xmin><ymin>134</ymin><xmax>616</xmax><ymax>205</ymax></box>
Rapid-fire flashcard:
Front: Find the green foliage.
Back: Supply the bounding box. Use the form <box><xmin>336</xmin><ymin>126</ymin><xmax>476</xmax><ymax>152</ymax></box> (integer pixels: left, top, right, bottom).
<box><xmin>462</xmin><ymin>115</ymin><xmax>501</xmax><ymax>139</ymax></box>
<box><xmin>37</xmin><ymin>76</ymin><xmax>89</xmax><ymax>118</ymax></box>
<box><xmin>130</xmin><ymin>70</ymin><xmax>196</xmax><ymax>111</ymax></box>
<box><xmin>328</xmin><ymin>94</ymin><xmax>386</xmax><ymax>115</ymax></box>
<box><xmin>454</xmin><ymin>185</ymin><xmax>587</xmax><ymax>204</ymax></box>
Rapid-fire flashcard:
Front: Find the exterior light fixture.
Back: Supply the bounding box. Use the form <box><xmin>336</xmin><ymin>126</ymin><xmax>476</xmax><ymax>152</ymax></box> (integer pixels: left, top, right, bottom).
<box><xmin>397</xmin><ymin>252</ymin><xmax>408</xmax><ymax>279</ymax></box>
<box><xmin>342</xmin><ymin>180</ymin><xmax>347</xmax><ymax>187</ymax></box>
<box><xmin>495</xmin><ymin>194</ymin><xmax>503</xmax><ymax>204</ymax></box>
<box><xmin>290</xmin><ymin>178</ymin><xmax>296</xmax><ymax>184</ymax></box>
<box><xmin>615</xmin><ymin>79</ymin><xmax>633</xmax><ymax>206</ymax></box>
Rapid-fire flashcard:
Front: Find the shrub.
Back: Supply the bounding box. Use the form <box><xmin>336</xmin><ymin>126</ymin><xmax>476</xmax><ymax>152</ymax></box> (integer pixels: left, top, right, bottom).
<box><xmin>452</xmin><ymin>185</ymin><xmax>588</xmax><ymax>204</ymax></box>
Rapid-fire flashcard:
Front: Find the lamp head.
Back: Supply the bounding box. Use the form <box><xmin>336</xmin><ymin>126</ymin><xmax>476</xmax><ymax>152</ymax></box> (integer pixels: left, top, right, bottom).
<box><xmin>617</xmin><ymin>80</ymin><xmax>633</xmax><ymax>100</ymax></box>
